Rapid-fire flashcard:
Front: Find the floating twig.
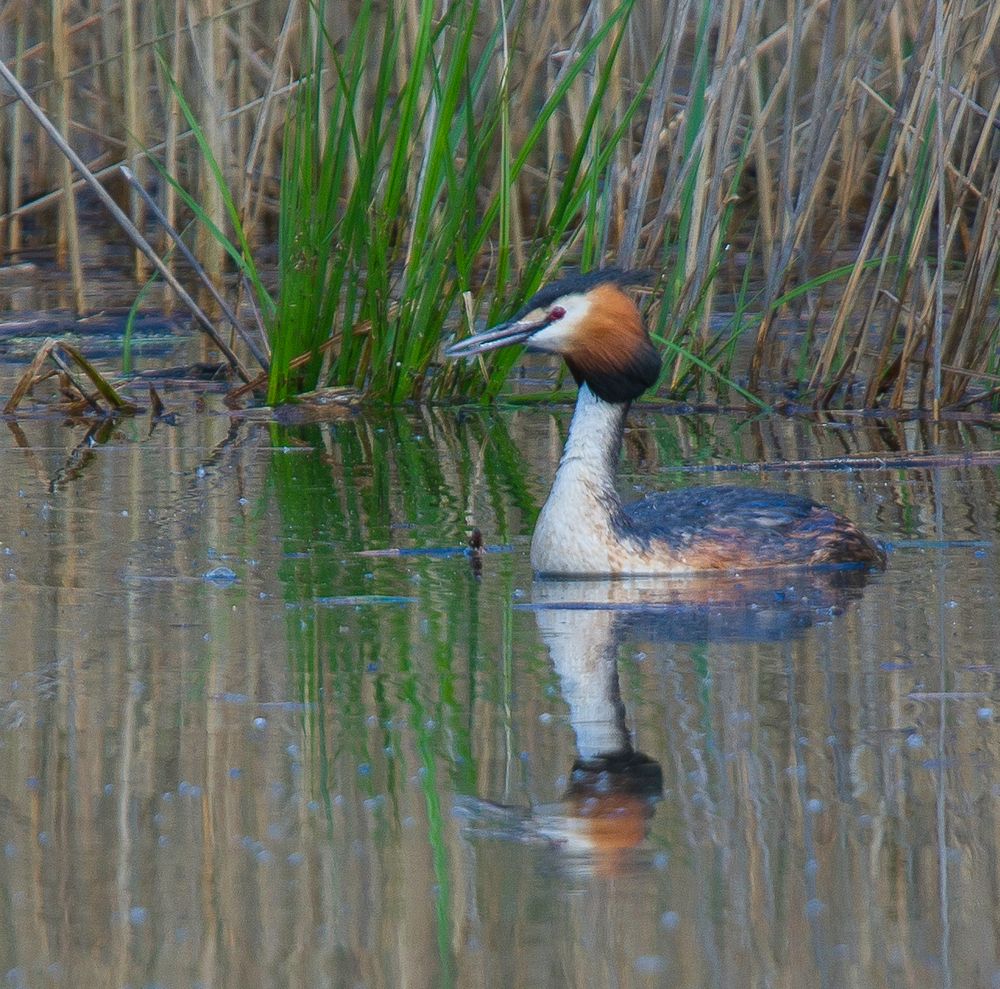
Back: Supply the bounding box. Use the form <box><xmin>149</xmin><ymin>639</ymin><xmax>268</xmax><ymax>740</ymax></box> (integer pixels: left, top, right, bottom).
<box><xmin>673</xmin><ymin>449</ymin><xmax>1000</xmax><ymax>475</ymax></box>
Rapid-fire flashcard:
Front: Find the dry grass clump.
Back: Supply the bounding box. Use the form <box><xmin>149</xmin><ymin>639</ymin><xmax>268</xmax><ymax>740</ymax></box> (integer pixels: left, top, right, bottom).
<box><xmin>2</xmin><ymin>1</ymin><xmax>1000</xmax><ymax>409</ymax></box>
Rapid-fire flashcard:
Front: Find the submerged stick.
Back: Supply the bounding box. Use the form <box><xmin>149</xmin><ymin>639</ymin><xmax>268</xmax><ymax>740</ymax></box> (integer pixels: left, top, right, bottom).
<box><xmin>675</xmin><ymin>449</ymin><xmax>1000</xmax><ymax>475</ymax></box>
<box><xmin>120</xmin><ymin>166</ymin><xmax>269</xmax><ymax>371</ymax></box>
<box><xmin>0</xmin><ymin>56</ymin><xmax>254</xmax><ymax>384</ymax></box>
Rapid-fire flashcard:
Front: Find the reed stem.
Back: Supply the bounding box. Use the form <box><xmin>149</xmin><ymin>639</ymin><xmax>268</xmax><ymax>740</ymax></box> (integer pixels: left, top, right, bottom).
<box><xmin>0</xmin><ymin>55</ymin><xmax>254</xmax><ymax>382</ymax></box>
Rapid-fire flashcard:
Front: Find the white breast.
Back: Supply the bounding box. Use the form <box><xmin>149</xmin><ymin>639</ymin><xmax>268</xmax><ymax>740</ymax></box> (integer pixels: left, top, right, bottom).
<box><xmin>529</xmin><ymin>385</ymin><xmax>684</xmax><ymax>576</ymax></box>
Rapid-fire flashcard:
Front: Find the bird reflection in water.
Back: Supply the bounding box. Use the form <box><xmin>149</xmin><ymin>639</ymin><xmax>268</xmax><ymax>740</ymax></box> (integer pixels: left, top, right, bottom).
<box><xmin>455</xmin><ymin>567</ymin><xmax>876</xmax><ymax>876</ymax></box>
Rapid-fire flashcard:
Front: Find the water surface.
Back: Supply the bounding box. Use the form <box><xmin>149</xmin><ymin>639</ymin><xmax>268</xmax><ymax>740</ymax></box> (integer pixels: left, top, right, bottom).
<box><xmin>1</xmin><ymin>397</ymin><xmax>1000</xmax><ymax>988</ymax></box>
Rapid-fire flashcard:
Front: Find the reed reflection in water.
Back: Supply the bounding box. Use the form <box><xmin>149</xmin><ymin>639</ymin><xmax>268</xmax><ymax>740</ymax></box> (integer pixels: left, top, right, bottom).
<box><xmin>0</xmin><ymin>403</ymin><xmax>998</xmax><ymax>987</ymax></box>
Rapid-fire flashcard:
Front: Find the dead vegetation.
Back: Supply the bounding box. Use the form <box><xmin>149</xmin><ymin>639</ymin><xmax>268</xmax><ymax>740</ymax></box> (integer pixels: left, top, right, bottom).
<box><xmin>2</xmin><ymin>1</ymin><xmax>1000</xmax><ymax>411</ymax></box>
<box><xmin>4</xmin><ymin>337</ymin><xmax>138</xmax><ymax>415</ymax></box>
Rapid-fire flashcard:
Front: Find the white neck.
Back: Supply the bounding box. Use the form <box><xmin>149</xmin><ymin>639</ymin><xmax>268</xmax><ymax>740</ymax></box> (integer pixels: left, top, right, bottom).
<box><xmin>530</xmin><ymin>384</ymin><xmax>630</xmax><ymax>575</ymax></box>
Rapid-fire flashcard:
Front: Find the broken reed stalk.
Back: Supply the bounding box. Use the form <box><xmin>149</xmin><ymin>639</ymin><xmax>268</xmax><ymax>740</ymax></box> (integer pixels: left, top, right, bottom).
<box><xmin>0</xmin><ymin>55</ymin><xmax>254</xmax><ymax>384</ymax></box>
<box><xmin>4</xmin><ymin>337</ymin><xmax>138</xmax><ymax>414</ymax></box>
<box><xmin>241</xmin><ymin>273</ymin><xmax>270</xmax><ymax>363</ymax></box>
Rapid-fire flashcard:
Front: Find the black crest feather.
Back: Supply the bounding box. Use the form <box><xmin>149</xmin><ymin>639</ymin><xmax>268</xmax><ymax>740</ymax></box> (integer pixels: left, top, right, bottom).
<box><xmin>513</xmin><ymin>268</ymin><xmax>654</xmax><ymax>321</ymax></box>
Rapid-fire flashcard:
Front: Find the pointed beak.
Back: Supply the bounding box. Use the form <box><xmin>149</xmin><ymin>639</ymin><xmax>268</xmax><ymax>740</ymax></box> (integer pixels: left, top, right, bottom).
<box><xmin>444</xmin><ymin>318</ymin><xmax>541</xmax><ymax>359</ymax></box>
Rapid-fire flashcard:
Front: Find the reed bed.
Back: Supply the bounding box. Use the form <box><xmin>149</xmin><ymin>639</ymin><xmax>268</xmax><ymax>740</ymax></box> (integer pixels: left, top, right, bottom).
<box><xmin>2</xmin><ymin>0</ymin><xmax>1000</xmax><ymax>409</ymax></box>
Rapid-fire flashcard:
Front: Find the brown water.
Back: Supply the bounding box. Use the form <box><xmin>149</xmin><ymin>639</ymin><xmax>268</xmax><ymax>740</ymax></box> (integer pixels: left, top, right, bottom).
<box><xmin>2</xmin><ymin>389</ymin><xmax>1000</xmax><ymax>988</ymax></box>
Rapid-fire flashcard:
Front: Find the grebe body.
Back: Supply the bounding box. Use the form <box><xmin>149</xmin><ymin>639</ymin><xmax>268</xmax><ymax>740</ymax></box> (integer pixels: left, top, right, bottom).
<box><xmin>446</xmin><ymin>269</ymin><xmax>886</xmax><ymax>577</ymax></box>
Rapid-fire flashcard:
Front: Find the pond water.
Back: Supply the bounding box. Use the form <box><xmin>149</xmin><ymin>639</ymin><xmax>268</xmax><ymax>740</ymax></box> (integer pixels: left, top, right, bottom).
<box><xmin>2</xmin><ymin>380</ymin><xmax>1000</xmax><ymax>988</ymax></box>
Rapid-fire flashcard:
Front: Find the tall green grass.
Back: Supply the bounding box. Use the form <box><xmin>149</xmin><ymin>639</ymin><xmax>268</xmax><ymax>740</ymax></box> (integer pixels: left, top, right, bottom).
<box><xmin>267</xmin><ymin>0</ymin><xmax>649</xmax><ymax>404</ymax></box>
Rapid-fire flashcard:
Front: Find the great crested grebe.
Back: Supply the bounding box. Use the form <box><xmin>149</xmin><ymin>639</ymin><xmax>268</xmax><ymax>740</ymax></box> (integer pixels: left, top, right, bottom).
<box><xmin>445</xmin><ymin>269</ymin><xmax>886</xmax><ymax>577</ymax></box>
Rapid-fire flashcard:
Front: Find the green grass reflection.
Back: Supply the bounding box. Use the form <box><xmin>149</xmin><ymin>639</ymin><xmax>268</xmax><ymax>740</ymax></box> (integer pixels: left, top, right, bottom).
<box><xmin>265</xmin><ymin>411</ymin><xmax>530</xmax><ymax>983</ymax></box>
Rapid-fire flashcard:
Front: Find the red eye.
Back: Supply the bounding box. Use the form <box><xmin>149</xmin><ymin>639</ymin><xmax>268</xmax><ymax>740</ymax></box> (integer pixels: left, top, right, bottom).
<box><xmin>549</xmin><ymin>306</ymin><xmax>566</xmax><ymax>321</ymax></box>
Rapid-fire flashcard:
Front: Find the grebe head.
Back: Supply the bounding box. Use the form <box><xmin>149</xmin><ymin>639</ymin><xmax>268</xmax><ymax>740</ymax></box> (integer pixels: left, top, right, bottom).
<box><xmin>445</xmin><ymin>269</ymin><xmax>662</xmax><ymax>402</ymax></box>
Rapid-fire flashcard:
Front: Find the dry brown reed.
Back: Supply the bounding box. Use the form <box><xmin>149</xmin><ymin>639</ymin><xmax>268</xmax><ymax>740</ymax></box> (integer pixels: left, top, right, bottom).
<box><xmin>48</xmin><ymin>0</ymin><xmax>85</xmax><ymax>313</ymax></box>
<box><xmin>2</xmin><ymin>1</ymin><xmax>1000</xmax><ymax>410</ymax></box>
